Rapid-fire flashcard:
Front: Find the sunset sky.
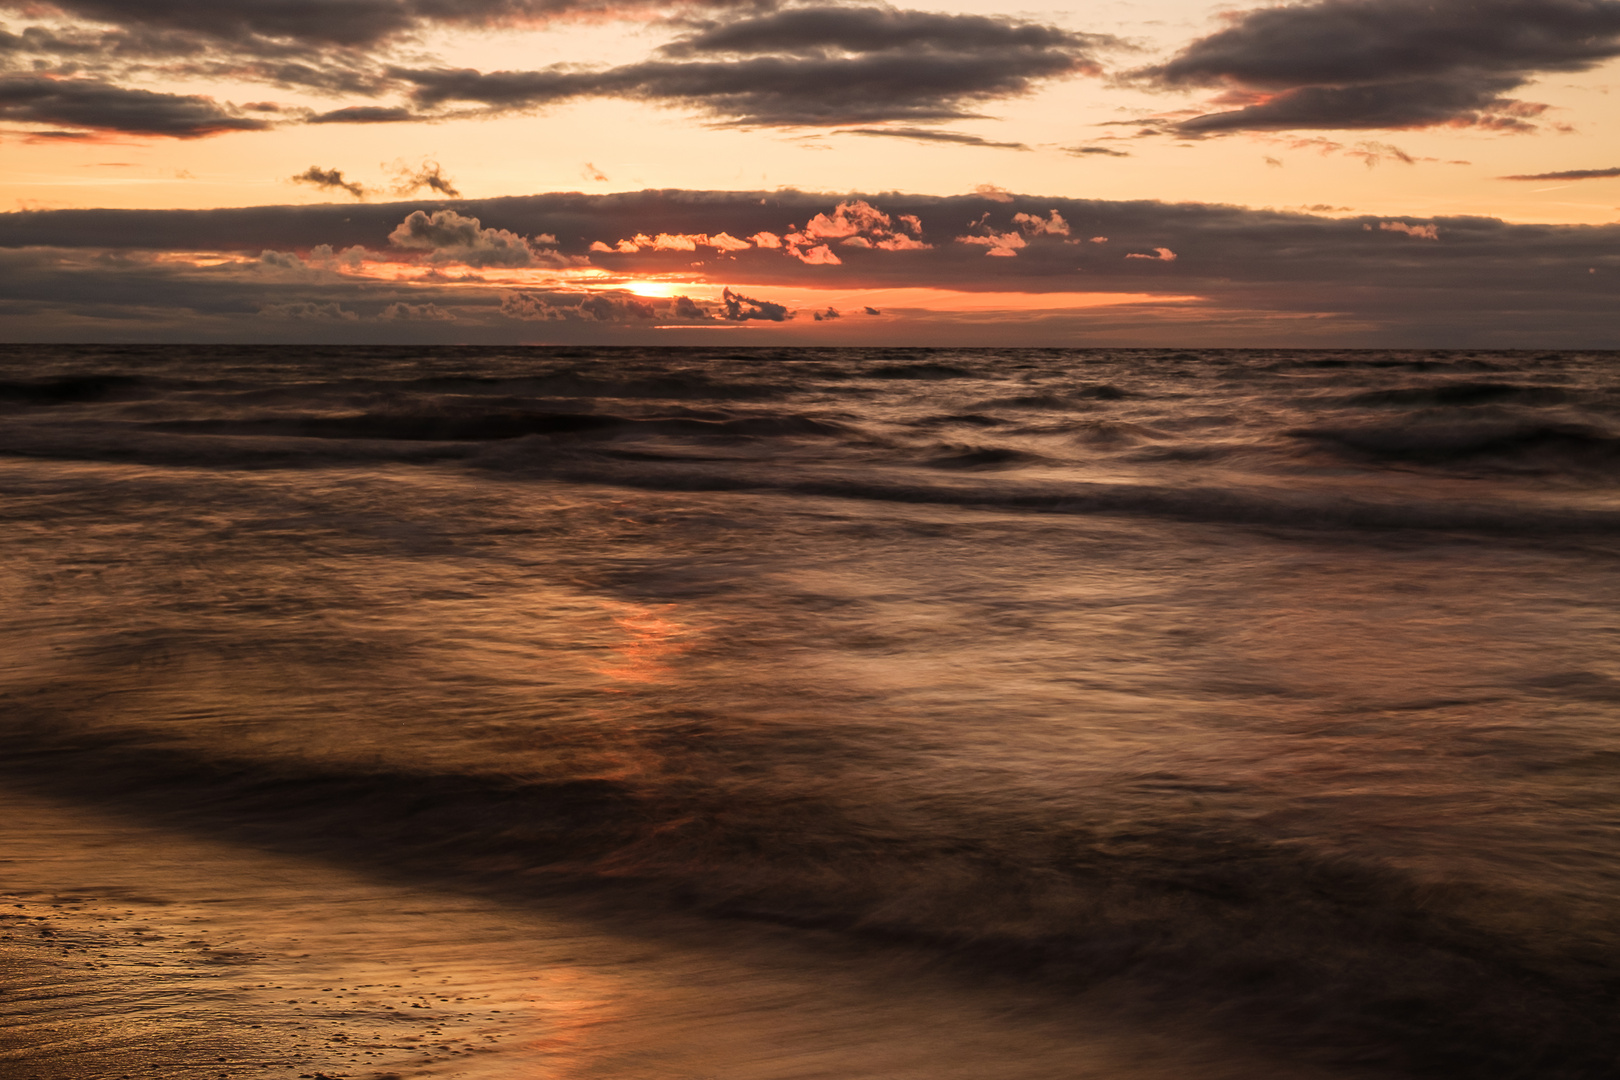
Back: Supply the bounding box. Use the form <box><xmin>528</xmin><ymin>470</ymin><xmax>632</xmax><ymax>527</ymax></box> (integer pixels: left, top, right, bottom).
<box><xmin>2</xmin><ymin>0</ymin><xmax>1618</xmax><ymax>345</ymax></box>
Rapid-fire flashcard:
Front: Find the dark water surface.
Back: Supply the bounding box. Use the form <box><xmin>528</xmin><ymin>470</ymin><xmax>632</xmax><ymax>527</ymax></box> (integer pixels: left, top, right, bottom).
<box><xmin>2</xmin><ymin>345</ymin><xmax>1618</xmax><ymax>1079</ymax></box>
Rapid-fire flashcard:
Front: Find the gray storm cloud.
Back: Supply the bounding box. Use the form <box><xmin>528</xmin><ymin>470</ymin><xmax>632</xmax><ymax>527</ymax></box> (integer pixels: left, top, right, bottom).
<box><xmin>0</xmin><ymin>0</ymin><xmax>705</xmax><ymax>51</ymax></box>
<box><xmin>1137</xmin><ymin>0</ymin><xmax>1620</xmax><ymax>133</ymax></box>
<box><xmin>0</xmin><ymin>3</ymin><xmax>1110</xmax><ymax>133</ymax></box>
<box><xmin>0</xmin><ymin>76</ymin><xmax>271</xmax><ymax>137</ymax></box>
<box><xmin>395</xmin><ymin>7</ymin><xmax>1109</xmax><ymax>126</ymax></box>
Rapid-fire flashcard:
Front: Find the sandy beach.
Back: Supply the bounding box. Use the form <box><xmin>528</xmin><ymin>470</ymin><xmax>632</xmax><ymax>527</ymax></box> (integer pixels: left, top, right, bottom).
<box><xmin>1</xmin><ymin>782</ymin><xmax>1368</xmax><ymax>1080</ymax></box>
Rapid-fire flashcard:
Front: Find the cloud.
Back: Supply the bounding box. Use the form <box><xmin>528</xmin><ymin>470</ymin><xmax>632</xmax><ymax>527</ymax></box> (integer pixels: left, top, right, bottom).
<box><xmin>957</xmin><ymin>231</ymin><xmax>1025</xmax><ymax>257</ymax></box>
<box><xmin>722</xmin><ymin>286</ymin><xmax>790</xmax><ymax>321</ymax></box>
<box><xmin>501</xmin><ymin>290</ymin><xmax>664</xmax><ymax>322</ymax></box>
<box><xmin>0</xmin><ymin>0</ymin><xmax>652</xmax><ymax>53</ymax></box>
<box><xmin>0</xmin><ymin>0</ymin><xmax>686</xmax><ymax>111</ymax></box>
<box><xmin>0</xmin><ymin>14</ymin><xmax>393</xmax><ymax>101</ymax></box>
<box><xmin>500</xmin><ymin>288</ymin><xmax>783</xmax><ymax>324</ymax></box>
<box><xmin>257</xmin><ymin>249</ymin><xmax>310</xmax><ymax>274</ymax></box>
<box><xmin>779</xmin><ymin>199</ymin><xmax>932</xmax><ymax>262</ymax></box>
<box><xmin>1374</xmin><ymin>221</ymin><xmax>1440</xmax><ymax>239</ymax></box>
<box><xmin>291</xmin><ymin>166</ymin><xmax>368</xmax><ymax>200</ymax></box>
<box><xmin>306</xmin><ymin>243</ymin><xmax>375</xmax><ymax>269</ymax></box>
<box><xmin>258</xmin><ymin>300</ymin><xmax>358</xmax><ymax>321</ymax></box>
<box><xmin>1125</xmin><ymin>247</ymin><xmax>1177</xmax><ymax>261</ymax></box>
<box><xmin>583</xmin><ymin>162</ymin><xmax>609</xmax><ymax>182</ymax></box>
<box><xmin>1345</xmin><ymin>141</ymin><xmax>1415</xmax><ymax>167</ymax></box>
<box><xmin>811</xmin><ymin>305</ymin><xmax>840</xmax><ymax>320</ymax></box>
<box><xmin>1065</xmin><ymin>145</ymin><xmax>1130</xmax><ymax>157</ymax></box>
<box><xmin>837</xmin><ymin>127</ymin><xmax>1031</xmax><ymax>150</ymax></box>
<box><xmin>2</xmin><ymin>3</ymin><xmax>1106</xmax><ymax>135</ymax></box>
<box><xmin>1014</xmin><ymin>210</ymin><xmax>1069</xmax><ymax>237</ymax></box>
<box><xmin>380</xmin><ymin>301</ymin><xmax>456</xmax><ymax>320</ymax></box>
<box><xmin>706</xmin><ymin>231</ymin><xmax>751</xmax><ymax>251</ymax></box>
<box><xmin>3</xmin><ymin>187</ymin><xmax>1607</xmax><ymax>338</ymax></box>
<box><xmin>1264</xmin><ymin>135</ymin><xmax>1446</xmax><ymax>168</ymax></box>
<box><xmin>387</xmin><ymin>208</ymin><xmax>558</xmax><ymax>267</ymax></box>
<box><xmin>392</xmin><ymin>161</ymin><xmax>461</xmax><ymax>198</ymax></box>
<box><xmin>396</xmin><ymin>6</ymin><xmax>1109</xmax><ymax>126</ymax></box>
<box><xmin>3</xmin><ymin>191</ymin><xmax>1618</xmax><ymax>345</ymax></box>
<box><xmin>1136</xmin><ymin>0</ymin><xmax>1620</xmax><ymax>134</ymax></box>
<box><xmin>956</xmin><ymin>208</ymin><xmax>1070</xmax><ymax>256</ymax></box>
<box><xmin>0</xmin><ymin>76</ymin><xmax>271</xmax><ymax>137</ymax></box>
<box><xmin>1500</xmin><ymin>166</ymin><xmax>1620</xmax><ymax>180</ymax></box>
<box><xmin>660</xmin><ymin>7</ymin><xmax>1098</xmax><ymax>59</ymax></box>
<box><xmin>308</xmin><ymin>106</ymin><xmax>420</xmax><ymax>125</ymax></box>
<box><xmin>590</xmin><ymin>230</ymin><xmax>754</xmax><ymax>253</ymax></box>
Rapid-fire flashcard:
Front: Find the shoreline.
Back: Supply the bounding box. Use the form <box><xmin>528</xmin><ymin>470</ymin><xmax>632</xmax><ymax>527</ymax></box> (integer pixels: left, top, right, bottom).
<box><xmin>0</xmin><ymin>784</ymin><xmax>1361</xmax><ymax>1080</ymax></box>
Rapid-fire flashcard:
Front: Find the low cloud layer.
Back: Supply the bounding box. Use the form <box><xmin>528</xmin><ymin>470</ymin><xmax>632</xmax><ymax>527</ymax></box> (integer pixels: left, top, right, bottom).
<box><xmin>0</xmin><ymin>189</ymin><xmax>1614</xmax><ymax>345</ymax></box>
<box><xmin>1138</xmin><ymin>0</ymin><xmax>1620</xmax><ymax>133</ymax></box>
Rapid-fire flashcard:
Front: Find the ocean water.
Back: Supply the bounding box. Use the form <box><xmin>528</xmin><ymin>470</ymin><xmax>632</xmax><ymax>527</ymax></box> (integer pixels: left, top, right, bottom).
<box><xmin>1</xmin><ymin>345</ymin><xmax>1618</xmax><ymax>1080</ymax></box>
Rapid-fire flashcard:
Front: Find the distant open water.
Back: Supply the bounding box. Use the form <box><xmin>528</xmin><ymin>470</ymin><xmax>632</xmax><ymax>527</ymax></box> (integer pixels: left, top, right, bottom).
<box><xmin>3</xmin><ymin>345</ymin><xmax>1620</xmax><ymax>1079</ymax></box>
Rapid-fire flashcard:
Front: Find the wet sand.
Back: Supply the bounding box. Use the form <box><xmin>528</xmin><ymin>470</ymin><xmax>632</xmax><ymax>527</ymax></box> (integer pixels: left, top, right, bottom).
<box><xmin>0</xmin><ymin>784</ymin><xmax>1369</xmax><ymax>1080</ymax></box>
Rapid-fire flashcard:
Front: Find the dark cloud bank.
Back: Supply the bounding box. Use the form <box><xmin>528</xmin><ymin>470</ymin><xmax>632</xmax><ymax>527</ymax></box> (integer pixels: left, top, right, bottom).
<box><xmin>1138</xmin><ymin>0</ymin><xmax>1620</xmax><ymax>134</ymax></box>
<box><xmin>0</xmin><ymin>189</ymin><xmax>1614</xmax><ymax>346</ymax></box>
<box><xmin>0</xmin><ymin>76</ymin><xmax>271</xmax><ymax>138</ymax></box>
<box><xmin>0</xmin><ymin>0</ymin><xmax>677</xmax><ymax>52</ymax></box>
<box><xmin>0</xmin><ymin>4</ymin><xmax>1109</xmax><ymax>134</ymax></box>
<box><xmin>396</xmin><ymin>8</ymin><xmax>1109</xmax><ymax>126</ymax></box>
<box><xmin>8</xmin><ymin>0</ymin><xmax>1618</xmax><ymax>138</ymax></box>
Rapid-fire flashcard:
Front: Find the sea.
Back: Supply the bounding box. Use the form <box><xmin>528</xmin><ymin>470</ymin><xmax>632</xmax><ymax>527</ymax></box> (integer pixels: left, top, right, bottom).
<box><xmin>1</xmin><ymin>344</ymin><xmax>1618</xmax><ymax>1080</ymax></box>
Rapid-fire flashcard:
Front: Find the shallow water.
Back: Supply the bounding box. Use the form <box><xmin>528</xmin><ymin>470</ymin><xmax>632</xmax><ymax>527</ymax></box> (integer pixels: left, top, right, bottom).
<box><xmin>2</xmin><ymin>345</ymin><xmax>1619</xmax><ymax>1079</ymax></box>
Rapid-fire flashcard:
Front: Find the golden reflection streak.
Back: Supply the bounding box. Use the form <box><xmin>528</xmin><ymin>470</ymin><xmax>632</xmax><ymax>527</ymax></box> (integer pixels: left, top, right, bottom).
<box><xmin>592</xmin><ymin>602</ymin><xmax>694</xmax><ymax>686</ymax></box>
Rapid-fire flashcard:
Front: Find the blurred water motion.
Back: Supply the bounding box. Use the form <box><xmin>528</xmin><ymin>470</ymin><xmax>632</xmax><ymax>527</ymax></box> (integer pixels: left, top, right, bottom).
<box><xmin>2</xmin><ymin>345</ymin><xmax>1619</xmax><ymax>1079</ymax></box>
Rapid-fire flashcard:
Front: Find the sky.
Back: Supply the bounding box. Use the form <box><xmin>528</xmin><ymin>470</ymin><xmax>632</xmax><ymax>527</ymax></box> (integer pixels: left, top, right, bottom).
<box><xmin>1</xmin><ymin>0</ymin><xmax>1618</xmax><ymax>346</ymax></box>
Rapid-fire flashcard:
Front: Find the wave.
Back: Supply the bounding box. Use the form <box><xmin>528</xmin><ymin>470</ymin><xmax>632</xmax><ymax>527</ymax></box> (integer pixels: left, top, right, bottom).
<box><xmin>6</xmin><ymin>419</ymin><xmax>1619</xmax><ymax>537</ymax></box>
<box><xmin>916</xmin><ymin>413</ymin><xmax>1007</xmax><ymax>428</ymax></box>
<box><xmin>0</xmin><ymin>374</ymin><xmax>156</xmax><ymax>405</ymax></box>
<box><xmin>974</xmin><ymin>385</ymin><xmax>1132</xmax><ymax>410</ymax></box>
<box><xmin>1343</xmin><ymin>382</ymin><xmax>1570</xmax><ymax>408</ymax></box>
<box><xmin>151</xmin><ymin>411</ymin><xmax>849</xmax><ymax>442</ymax></box>
<box><xmin>1</xmin><ymin>715</ymin><xmax>1615</xmax><ymax>1080</ymax></box>
<box><xmin>1292</xmin><ymin>421</ymin><xmax>1620</xmax><ymax>469</ymax></box>
<box><xmin>923</xmin><ymin>447</ymin><xmax>1047</xmax><ymax>470</ymax></box>
<box><xmin>869</xmin><ymin>363</ymin><xmax>975</xmax><ymax>380</ymax></box>
<box><xmin>470</xmin><ymin>449</ymin><xmax>1620</xmax><ymax>538</ymax></box>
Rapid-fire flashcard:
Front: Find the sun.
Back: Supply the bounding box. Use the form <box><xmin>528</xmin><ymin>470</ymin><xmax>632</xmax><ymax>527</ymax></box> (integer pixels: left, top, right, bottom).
<box><xmin>624</xmin><ymin>280</ymin><xmax>680</xmax><ymax>298</ymax></box>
